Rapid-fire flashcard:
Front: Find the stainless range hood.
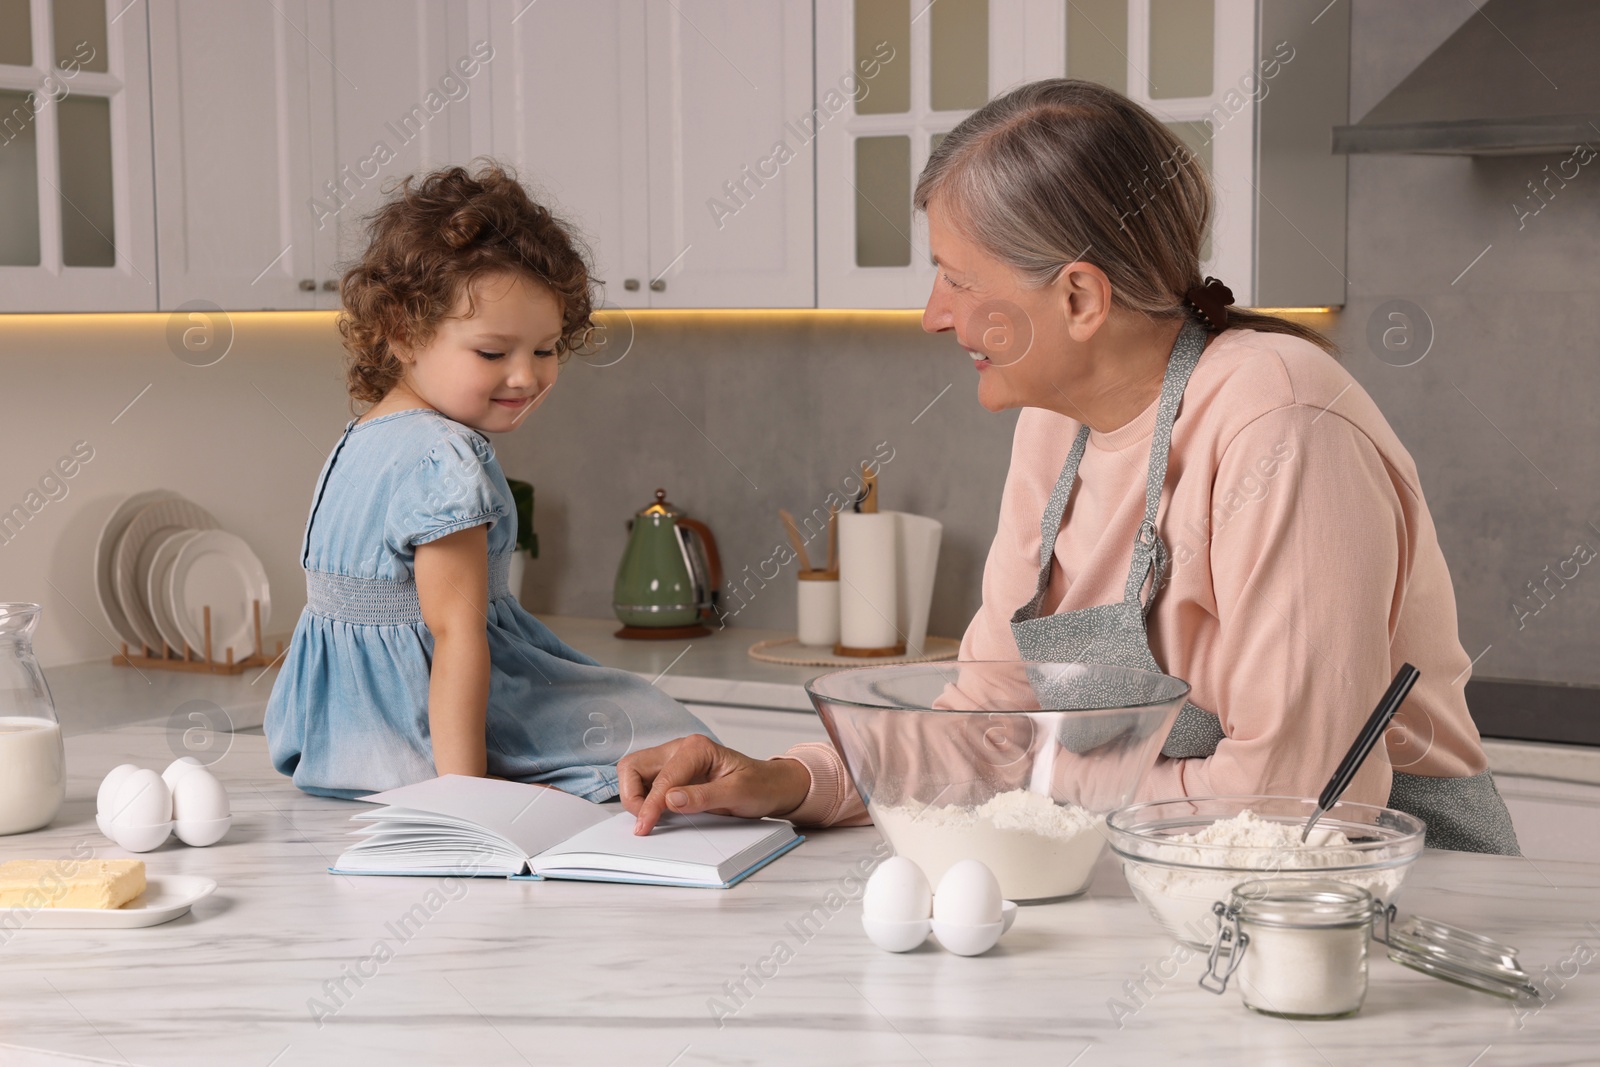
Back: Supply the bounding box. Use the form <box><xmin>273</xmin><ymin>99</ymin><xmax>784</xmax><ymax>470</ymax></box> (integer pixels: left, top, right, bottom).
<box><xmin>1333</xmin><ymin>0</ymin><xmax>1600</xmax><ymax>156</ymax></box>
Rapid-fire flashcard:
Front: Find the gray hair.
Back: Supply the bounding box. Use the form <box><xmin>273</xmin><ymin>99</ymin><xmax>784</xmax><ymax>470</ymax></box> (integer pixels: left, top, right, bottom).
<box><xmin>914</xmin><ymin>79</ymin><xmax>1334</xmax><ymax>352</ymax></box>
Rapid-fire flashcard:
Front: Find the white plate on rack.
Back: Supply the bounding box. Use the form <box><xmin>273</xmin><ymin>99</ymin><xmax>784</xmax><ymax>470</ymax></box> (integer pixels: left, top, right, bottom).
<box><xmin>0</xmin><ymin>875</ymin><xmax>216</xmax><ymax>929</ymax></box>
<box><xmin>115</xmin><ymin>498</ymin><xmax>220</xmax><ymax>652</ymax></box>
<box><xmin>168</xmin><ymin>531</ymin><xmax>271</xmax><ymax>662</ymax></box>
<box><xmin>147</xmin><ymin>528</ymin><xmax>204</xmax><ymax>654</ymax></box>
<box><xmin>93</xmin><ymin>490</ymin><xmax>180</xmax><ymax>649</ymax></box>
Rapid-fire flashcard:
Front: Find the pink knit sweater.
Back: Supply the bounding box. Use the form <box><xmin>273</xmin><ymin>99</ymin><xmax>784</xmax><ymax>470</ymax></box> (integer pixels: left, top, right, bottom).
<box><xmin>779</xmin><ymin>327</ymin><xmax>1490</xmax><ymax>828</ymax></box>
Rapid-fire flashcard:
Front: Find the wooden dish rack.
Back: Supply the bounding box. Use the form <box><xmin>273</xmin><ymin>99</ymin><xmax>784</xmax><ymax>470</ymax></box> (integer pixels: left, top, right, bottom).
<box><xmin>111</xmin><ymin>599</ymin><xmax>282</xmax><ymax>675</ymax></box>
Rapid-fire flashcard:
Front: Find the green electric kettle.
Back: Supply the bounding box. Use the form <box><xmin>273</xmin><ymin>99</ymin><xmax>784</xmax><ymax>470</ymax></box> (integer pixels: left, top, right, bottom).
<box><xmin>612</xmin><ymin>488</ymin><xmax>723</xmax><ymax>639</ymax></box>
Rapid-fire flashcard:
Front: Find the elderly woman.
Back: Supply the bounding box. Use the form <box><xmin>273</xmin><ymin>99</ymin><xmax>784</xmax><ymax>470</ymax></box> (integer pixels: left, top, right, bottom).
<box><xmin>618</xmin><ymin>79</ymin><xmax>1518</xmax><ymax>855</ymax></box>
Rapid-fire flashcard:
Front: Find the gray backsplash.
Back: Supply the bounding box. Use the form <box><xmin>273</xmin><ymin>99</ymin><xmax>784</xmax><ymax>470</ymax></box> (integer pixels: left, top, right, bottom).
<box><xmin>497</xmin><ymin>313</ymin><xmax>1019</xmax><ymax>645</ymax></box>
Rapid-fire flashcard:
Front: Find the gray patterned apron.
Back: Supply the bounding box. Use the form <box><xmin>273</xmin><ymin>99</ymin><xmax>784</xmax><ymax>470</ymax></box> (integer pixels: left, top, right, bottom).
<box><xmin>1009</xmin><ymin>319</ymin><xmax>1520</xmax><ymax>855</ymax></box>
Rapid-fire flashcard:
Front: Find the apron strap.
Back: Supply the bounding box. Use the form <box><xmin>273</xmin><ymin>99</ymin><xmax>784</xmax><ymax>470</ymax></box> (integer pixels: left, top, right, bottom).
<box><xmin>1010</xmin><ymin>319</ymin><xmax>1211</xmax><ymax>626</ymax></box>
<box><xmin>1121</xmin><ymin>320</ymin><xmax>1209</xmax><ymax>608</ymax></box>
<box><xmin>1014</xmin><ymin>423</ymin><xmax>1092</xmax><ymax>623</ymax></box>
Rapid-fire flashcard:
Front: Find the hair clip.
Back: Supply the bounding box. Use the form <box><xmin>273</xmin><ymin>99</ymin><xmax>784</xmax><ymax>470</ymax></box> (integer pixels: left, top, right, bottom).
<box><xmin>1184</xmin><ymin>276</ymin><xmax>1235</xmax><ymax>331</ymax></box>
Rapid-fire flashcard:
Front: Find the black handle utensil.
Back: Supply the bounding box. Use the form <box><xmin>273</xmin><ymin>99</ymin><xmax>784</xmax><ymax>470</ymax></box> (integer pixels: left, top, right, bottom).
<box><xmin>1301</xmin><ymin>663</ymin><xmax>1421</xmax><ymax>843</ymax></box>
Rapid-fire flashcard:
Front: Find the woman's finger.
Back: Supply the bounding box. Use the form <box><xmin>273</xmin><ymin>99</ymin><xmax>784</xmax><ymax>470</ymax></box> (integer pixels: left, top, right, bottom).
<box><xmin>631</xmin><ymin>738</ymin><xmax>718</xmax><ymax>835</ymax></box>
<box><xmin>616</xmin><ymin>742</ymin><xmax>673</xmax><ymax>814</ymax></box>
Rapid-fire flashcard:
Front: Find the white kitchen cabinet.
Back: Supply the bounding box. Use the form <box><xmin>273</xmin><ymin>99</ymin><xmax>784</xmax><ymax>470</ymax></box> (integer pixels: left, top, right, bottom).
<box><xmin>1113</xmin><ymin>0</ymin><xmax>1350</xmax><ymax>309</ymax></box>
<box><xmin>0</xmin><ymin>0</ymin><xmax>156</xmax><ymax>312</ymax></box>
<box><xmin>152</xmin><ymin>0</ymin><xmax>495</xmax><ymax>312</ymax></box>
<box><xmin>149</xmin><ymin>0</ymin><xmax>320</xmax><ymax>311</ymax></box>
<box><xmin>482</xmin><ymin>0</ymin><xmax>652</xmax><ymax>309</ymax></box>
<box><xmin>1498</xmin><ymin>775</ymin><xmax>1600</xmax><ymax>864</ymax></box>
<box><xmin>641</xmin><ymin>0</ymin><xmax>814</xmax><ymax>308</ymax></box>
<box><xmin>484</xmin><ymin>0</ymin><xmax>814</xmax><ymax>309</ymax></box>
<box><xmin>815</xmin><ymin>0</ymin><xmax>1348</xmax><ymax>310</ymax></box>
<box><xmin>307</xmin><ymin>0</ymin><xmax>494</xmax><ymax>309</ymax></box>
<box><xmin>815</xmin><ymin>0</ymin><xmax>1058</xmax><ymax>309</ymax></box>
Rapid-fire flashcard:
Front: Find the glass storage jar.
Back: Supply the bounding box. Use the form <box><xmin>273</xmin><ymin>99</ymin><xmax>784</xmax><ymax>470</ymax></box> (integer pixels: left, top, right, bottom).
<box><xmin>1200</xmin><ymin>878</ymin><xmax>1374</xmax><ymax>1019</ymax></box>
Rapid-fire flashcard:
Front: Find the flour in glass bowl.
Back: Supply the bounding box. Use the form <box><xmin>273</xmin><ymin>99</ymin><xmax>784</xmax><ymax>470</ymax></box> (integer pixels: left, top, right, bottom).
<box><xmin>1120</xmin><ymin>809</ymin><xmax>1405</xmax><ymax>947</ymax></box>
<box><xmin>870</xmin><ymin>789</ymin><xmax>1106</xmax><ymax>902</ymax></box>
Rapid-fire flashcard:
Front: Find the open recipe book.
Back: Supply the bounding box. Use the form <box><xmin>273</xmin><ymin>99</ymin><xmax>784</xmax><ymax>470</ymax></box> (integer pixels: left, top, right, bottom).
<box><xmin>328</xmin><ymin>775</ymin><xmax>803</xmax><ymax>889</ymax></box>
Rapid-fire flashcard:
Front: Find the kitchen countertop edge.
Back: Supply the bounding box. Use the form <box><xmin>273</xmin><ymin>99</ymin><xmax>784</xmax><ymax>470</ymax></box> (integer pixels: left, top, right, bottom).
<box><xmin>43</xmin><ymin>614</ymin><xmax>1600</xmax><ymax>786</ymax></box>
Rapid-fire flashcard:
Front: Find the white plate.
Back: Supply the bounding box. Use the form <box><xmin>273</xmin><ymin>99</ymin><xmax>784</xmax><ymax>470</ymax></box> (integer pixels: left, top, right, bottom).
<box><xmin>93</xmin><ymin>490</ymin><xmax>180</xmax><ymax>648</ymax></box>
<box><xmin>147</xmin><ymin>529</ymin><xmax>203</xmax><ymax>654</ymax></box>
<box><xmin>0</xmin><ymin>875</ymin><xmax>216</xmax><ymax>929</ymax></box>
<box><xmin>168</xmin><ymin>531</ymin><xmax>271</xmax><ymax>661</ymax></box>
<box><xmin>113</xmin><ymin>498</ymin><xmax>220</xmax><ymax>652</ymax></box>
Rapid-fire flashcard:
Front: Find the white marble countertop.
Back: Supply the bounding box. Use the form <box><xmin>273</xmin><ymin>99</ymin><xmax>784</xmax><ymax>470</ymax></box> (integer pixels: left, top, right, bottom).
<box><xmin>3</xmin><ymin>716</ymin><xmax>1600</xmax><ymax>1066</ymax></box>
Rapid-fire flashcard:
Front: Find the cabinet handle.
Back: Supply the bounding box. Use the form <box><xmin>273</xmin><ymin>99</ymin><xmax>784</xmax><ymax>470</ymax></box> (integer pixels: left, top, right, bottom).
<box><xmin>298</xmin><ymin>279</ymin><xmax>316</xmax><ymax>291</ymax></box>
<box><xmin>623</xmin><ymin>278</ymin><xmax>640</xmax><ymax>291</ymax></box>
<box><xmin>649</xmin><ymin>279</ymin><xmax>666</xmax><ymax>292</ymax></box>
<box><xmin>321</xmin><ymin>279</ymin><xmax>338</xmax><ymax>292</ymax></box>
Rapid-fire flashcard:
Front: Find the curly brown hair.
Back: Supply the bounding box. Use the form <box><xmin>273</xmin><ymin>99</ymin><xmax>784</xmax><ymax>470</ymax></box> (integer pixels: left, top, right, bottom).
<box><xmin>338</xmin><ymin>158</ymin><xmax>597</xmax><ymax>406</ymax></box>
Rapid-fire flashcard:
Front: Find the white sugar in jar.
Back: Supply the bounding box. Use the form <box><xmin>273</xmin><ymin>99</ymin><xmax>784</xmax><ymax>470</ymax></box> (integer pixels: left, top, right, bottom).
<box><xmin>1201</xmin><ymin>878</ymin><xmax>1374</xmax><ymax>1020</ymax></box>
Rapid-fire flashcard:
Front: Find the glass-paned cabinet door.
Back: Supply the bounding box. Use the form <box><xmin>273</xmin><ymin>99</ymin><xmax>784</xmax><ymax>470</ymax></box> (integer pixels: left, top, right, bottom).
<box><xmin>816</xmin><ymin>0</ymin><xmax>1061</xmax><ymax>308</ymax></box>
<box><xmin>1066</xmin><ymin>0</ymin><xmax>1256</xmax><ymax>303</ymax></box>
<box><xmin>0</xmin><ymin>0</ymin><xmax>155</xmax><ymax>311</ymax></box>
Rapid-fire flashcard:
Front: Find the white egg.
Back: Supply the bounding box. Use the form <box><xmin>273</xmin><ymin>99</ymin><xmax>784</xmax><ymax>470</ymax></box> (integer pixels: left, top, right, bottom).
<box><xmin>161</xmin><ymin>756</ymin><xmax>205</xmax><ymax>792</ymax></box>
<box><xmin>96</xmin><ymin>764</ymin><xmax>140</xmax><ymax>816</ymax></box>
<box><xmin>933</xmin><ymin>859</ymin><xmax>1003</xmax><ymax>926</ymax></box>
<box><xmin>171</xmin><ymin>768</ymin><xmax>230</xmax><ymax>823</ymax></box>
<box><xmin>863</xmin><ymin>856</ymin><xmax>933</xmax><ymax>922</ymax></box>
<box><xmin>108</xmin><ymin>768</ymin><xmax>172</xmax><ymax>826</ymax></box>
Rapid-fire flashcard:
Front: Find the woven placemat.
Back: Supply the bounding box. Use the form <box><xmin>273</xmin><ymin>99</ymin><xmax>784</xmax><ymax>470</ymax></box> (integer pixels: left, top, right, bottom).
<box><xmin>747</xmin><ymin>635</ymin><xmax>961</xmax><ymax>668</ymax></box>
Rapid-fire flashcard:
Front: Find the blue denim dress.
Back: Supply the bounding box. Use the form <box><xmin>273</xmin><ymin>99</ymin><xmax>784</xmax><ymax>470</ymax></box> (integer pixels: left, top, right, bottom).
<box><xmin>264</xmin><ymin>408</ymin><xmax>714</xmax><ymax>800</ymax></box>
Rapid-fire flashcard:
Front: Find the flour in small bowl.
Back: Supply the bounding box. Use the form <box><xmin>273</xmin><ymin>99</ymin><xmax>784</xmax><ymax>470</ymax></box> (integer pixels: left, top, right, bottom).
<box><xmin>1119</xmin><ymin>809</ymin><xmax>1407</xmax><ymax>947</ymax></box>
<box><xmin>871</xmin><ymin>789</ymin><xmax>1106</xmax><ymax>902</ymax></box>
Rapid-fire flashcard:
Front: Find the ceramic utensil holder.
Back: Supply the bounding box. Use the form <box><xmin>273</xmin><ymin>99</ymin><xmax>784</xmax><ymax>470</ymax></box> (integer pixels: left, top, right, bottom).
<box><xmin>796</xmin><ymin>570</ymin><xmax>840</xmax><ymax>647</ymax></box>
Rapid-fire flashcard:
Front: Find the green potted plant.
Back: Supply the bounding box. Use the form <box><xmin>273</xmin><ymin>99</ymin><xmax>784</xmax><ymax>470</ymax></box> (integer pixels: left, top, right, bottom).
<box><xmin>506</xmin><ymin>478</ymin><xmax>538</xmax><ymax>604</ymax></box>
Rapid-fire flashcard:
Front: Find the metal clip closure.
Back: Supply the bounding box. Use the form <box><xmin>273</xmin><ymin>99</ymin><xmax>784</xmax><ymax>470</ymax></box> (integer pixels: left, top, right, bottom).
<box><xmin>1375</xmin><ymin>899</ymin><xmax>1397</xmax><ymax>946</ymax></box>
<box><xmin>1199</xmin><ymin>900</ymin><xmax>1251</xmax><ymax>994</ymax></box>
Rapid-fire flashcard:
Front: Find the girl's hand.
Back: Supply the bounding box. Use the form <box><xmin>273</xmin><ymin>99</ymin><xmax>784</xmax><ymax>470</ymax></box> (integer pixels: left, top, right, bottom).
<box><xmin>618</xmin><ymin>735</ymin><xmax>812</xmax><ymax>835</ymax></box>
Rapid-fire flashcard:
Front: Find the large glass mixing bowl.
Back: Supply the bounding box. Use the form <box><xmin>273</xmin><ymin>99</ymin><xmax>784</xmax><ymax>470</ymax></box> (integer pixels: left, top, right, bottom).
<box><xmin>805</xmin><ymin>661</ymin><xmax>1189</xmax><ymax>902</ymax></box>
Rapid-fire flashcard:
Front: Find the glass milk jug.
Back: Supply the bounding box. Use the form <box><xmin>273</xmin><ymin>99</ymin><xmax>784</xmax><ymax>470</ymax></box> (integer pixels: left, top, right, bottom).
<box><xmin>0</xmin><ymin>604</ymin><xmax>65</xmax><ymax>834</ymax></box>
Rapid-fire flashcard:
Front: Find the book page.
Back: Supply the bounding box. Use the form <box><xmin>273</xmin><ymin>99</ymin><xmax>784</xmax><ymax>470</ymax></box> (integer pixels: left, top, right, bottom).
<box><xmin>358</xmin><ymin>775</ymin><xmax>612</xmax><ymax>860</ymax></box>
<box><xmin>532</xmin><ymin>812</ymin><xmax>795</xmax><ymax>880</ymax></box>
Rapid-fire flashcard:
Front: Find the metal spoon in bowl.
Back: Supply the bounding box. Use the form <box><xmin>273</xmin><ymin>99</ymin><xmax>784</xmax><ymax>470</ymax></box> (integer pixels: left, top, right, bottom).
<box><xmin>1301</xmin><ymin>663</ymin><xmax>1422</xmax><ymax>843</ymax></box>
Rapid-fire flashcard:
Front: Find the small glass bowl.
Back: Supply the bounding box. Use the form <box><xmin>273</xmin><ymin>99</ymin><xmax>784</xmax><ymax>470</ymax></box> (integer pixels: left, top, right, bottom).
<box><xmin>1105</xmin><ymin>795</ymin><xmax>1425</xmax><ymax>947</ymax></box>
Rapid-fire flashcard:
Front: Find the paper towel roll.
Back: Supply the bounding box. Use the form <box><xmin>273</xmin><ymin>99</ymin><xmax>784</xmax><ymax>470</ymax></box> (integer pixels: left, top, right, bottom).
<box><xmin>837</xmin><ymin>512</ymin><xmax>900</xmax><ymax>652</ymax></box>
<box><xmin>889</xmin><ymin>511</ymin><xmax>943</xmax><ymax>656</ymax></box>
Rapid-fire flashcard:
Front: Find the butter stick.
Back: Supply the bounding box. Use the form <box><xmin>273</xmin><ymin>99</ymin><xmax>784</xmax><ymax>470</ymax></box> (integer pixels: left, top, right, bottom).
<box><xmin>0</xmin><ymin>859</ymin><xmax>146</xmax><ymax>910</ymax></box>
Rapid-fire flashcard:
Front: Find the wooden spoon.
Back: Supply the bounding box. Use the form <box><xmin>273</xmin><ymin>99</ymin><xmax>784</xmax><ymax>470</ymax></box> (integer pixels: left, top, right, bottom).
<box><xmin>779</xmin><ymin>508</ymin><xmax>813</xmax><ymax>572</ymax></box>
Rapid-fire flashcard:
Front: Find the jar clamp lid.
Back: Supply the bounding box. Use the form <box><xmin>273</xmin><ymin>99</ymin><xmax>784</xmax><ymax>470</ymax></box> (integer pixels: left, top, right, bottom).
<box><xmin>1374</xmin><ymin>900</ymin><xmax>1542</xmax><ymax>1002</ymax></box>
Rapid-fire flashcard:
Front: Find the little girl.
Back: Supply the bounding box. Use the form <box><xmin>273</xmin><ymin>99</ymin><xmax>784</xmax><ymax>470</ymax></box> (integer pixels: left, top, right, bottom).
<box><xmin>264</xmin><ymin>161</ymin><xmax>714</xmax><ymax>800</ymax></box>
